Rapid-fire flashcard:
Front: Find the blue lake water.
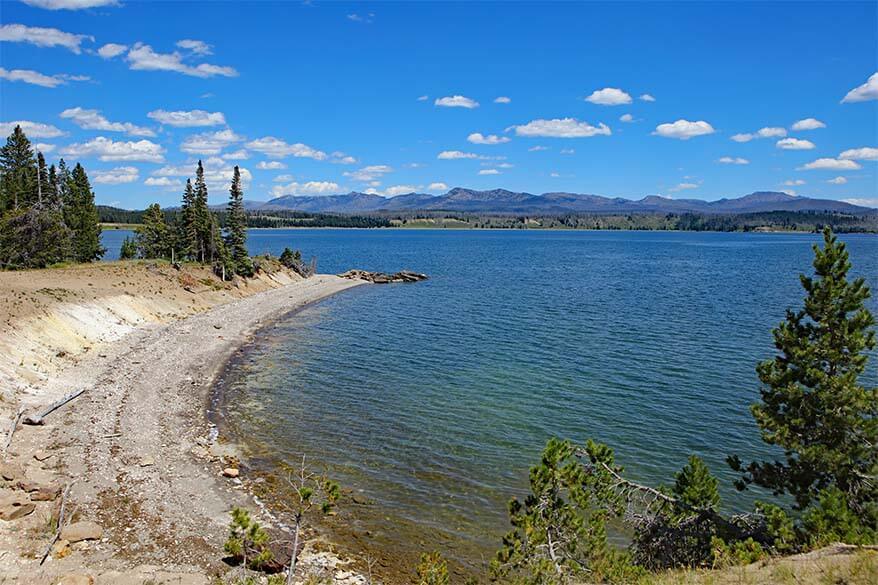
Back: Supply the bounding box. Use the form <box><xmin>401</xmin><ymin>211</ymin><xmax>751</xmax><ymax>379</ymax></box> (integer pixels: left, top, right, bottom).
<box><xmin>102</xmin><ymin>229</ymin><xmax>878</xmax><ymax>570</ymax></box>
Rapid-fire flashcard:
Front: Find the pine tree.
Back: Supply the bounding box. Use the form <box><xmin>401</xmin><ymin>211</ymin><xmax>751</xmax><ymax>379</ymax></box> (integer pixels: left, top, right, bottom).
<box><xmin>193</xmin><ymin>160</ymin><xmax>211</xmax><ymax>262</ymax></box>
<box><xmin>178</xmin><ymin>178</ymin><xmax>197</xmax><ymax>260</ymax></box>
<box><xmin>67</xmin><ymin>163</ymin><xmax>105</xmax><ymax>263</ymax></box>
<box><xmin>47</xmin><ymin>164</ymin><xmax>61</xmax><ymax>209</ymax></box>
<box><xmin>225</xmin><ymin>165</ymin><xmax>253</xmax><ymax>276</ymax></box>
<box><xmin>57</xmin><ymin>159</ymin><xmax>72</xmax><ymax>208</ymax></box>
<box><xmin>0</xmin><ymin>206</ymin><xmax>72</xmax><ymax>268</ymax></box>
<box><xmin>729</xmin><ymin>228</ymin><xmax>877</xmax><ymax>519</ymax></box>
<box><xmin>36</xmin><ymin>152</ymin><xmax>48</xmax><ymax>206</ymax></box>
<box><xmin>0</xmin><ymin>124</ymin><xmax>36</xmax><ymax>211</ymax></box>
<box><xmin>136</xmin><ymin>203</ymin><xmax>171</xmax><ymax>258</ymax></box>
<box><xmin>673</xmin><ymin>456</ymin><xmax>720</xmax><ymax>511</ymax></box>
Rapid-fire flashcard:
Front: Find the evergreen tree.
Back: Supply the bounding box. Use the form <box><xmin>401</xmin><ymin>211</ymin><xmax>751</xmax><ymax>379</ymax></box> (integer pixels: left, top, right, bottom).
<box><xmin>67</xmin><ymin>163</ymin><xmax>105</xmax><ymax>262</ymax></box>
<box><xmin>225</xmin><ymin>165</ymin><xmax>253</xmax><ymax>276</ymax></box>
<box><xmin>673</xmin><ymin>456</ymin><xmax>720</xmax><ymax>511</ymax></box>
<box><xmin>0</xmin><ymin>206</ymin><xmax>72</xmax><ymax>268</ymax></box>
<box><xmin>729</xmin><ymin>228</ymin><xmax>877</xmax><ymax>521</ymax></box>
<box><xmin>179</xmin><ymin>178</ymin><xmax>197</xmax><ymax>260</ymax></box>
<box><xmin>47</xmin><ymin>164</ymin><xmax>61</xmax><ymax>209</ymax></box>
<box><xmin>136</xmin><ymin>203</ymin><xmax>171</xmax><ymax>258</ymax></box>
<box><xmin>193</xmin><ymin>160</ymin><xmax>211</xmax><ymax>262</ymax></box>
<box><xmin>57</xmin><ymin>158</ymin><xmax>72</xmax><ymax>208</ymax></box>
<box><xmin>0</xmin><ymin>124</ymin><xmax>36</xmax><ymax>211</ymax></box>
<box><xmin>36</xmin><ymin>152</ymin><xmax>48</xmax><ymax>206</ymax></box>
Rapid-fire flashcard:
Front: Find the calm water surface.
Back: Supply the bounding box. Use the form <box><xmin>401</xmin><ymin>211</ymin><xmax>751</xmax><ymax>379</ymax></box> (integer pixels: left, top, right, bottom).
<box><xmin>104</xmin><ymin>229</ymin><xmax>878</xmax><ymax>571</ymax></box>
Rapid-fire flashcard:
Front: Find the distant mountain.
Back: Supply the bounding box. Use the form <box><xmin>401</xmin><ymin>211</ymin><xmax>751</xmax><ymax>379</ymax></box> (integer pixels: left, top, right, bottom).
<box><xmin>255</xmin><ymin>189</ymin><xmax>873</xmax><ymax>215</ymax></box>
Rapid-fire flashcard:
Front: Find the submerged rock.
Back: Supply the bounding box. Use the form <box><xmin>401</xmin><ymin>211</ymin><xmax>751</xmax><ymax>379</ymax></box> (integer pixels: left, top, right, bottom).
<box><xmin>338</xmin><ymin>269</ymin><xmax>428</xmax><ymax>284</ymax></box>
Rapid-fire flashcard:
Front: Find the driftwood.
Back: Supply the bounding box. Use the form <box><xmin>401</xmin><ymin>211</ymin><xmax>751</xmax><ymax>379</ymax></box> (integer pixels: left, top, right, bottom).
<box><xmin>39</xmin><ymin>482</ymin><xmax>74</xmax><ymax>565</ymax></box>
<box><xmin>2</xmin><ymin>407</ymin><xmax>25</xmax><ymax>458</ymax></box>
<box><xmin>24</xmin><ymin>389</ymin><xmax>86</xmax><ymax>426</ymax></box>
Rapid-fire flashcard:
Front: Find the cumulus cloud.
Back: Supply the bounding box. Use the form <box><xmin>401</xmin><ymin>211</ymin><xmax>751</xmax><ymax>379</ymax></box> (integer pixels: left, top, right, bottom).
<box><xmin>783</xmin><ymin>179</ymin><xmax>806</xmax><ymax>186</ymax></box>
<box><xmin>272</xmin><ymin>180</ymin><xmax>340</xmax><ymax>197</ymax></box>
<box><xmin>839</xmin><ymin>147</ymin><xmax>878</xmax><ymax>161</ymax></box>
<box><xmin>639</xmin><ymin>94</ymin><xmax>656</xmax><ymax>102</ymax></box>
<box><xmin>222</xmin><ymin>149</ymin><xmax>249</xmax><ymax>160</ymax></box>
<box><xmin>21</xmin><ymin>0</ymin><xmax>118</xmax><ymax>9</ymax></box>
<box><xmin>619</xmin><ymin>113</ymin><xmax>634</xmax><ymax>123</ymax></box>
<box><xmin>0</xmin><ymin>120</ymin><xmax>65</xmax><ymax>138</ymax></box>
<box><xmin>437</xmin><ymin>151</ymin><xmax>478</xmax><ymax>160</ymax></box>
<box><xmin>274</xmin><ymin>174</ymin><xmax>294</xmax><ymax>182</ymax></box>
<box><xmin>60</xmin><ymin>107</ymin><xmax>155</xmax><ymax>137</ymax></box>
<box><xmin>776</xmin><ymin>137</ymin><xmax>815</xmax><ymax>150</ymax></box>
<box><xmin>791</xmin><ymin>118</ymin><xmax>826</xmax><ymax>131</ymax></box>
<box><xmin>176</xmin><ymin>39</ymin><xmax>212</xmax><ymax>55</ymax></box>
<box><xmin>511</xmin><ymin>118</ymin><xmax>611</xmax><ymax>138</ymax></box>
<box><xmin>827</xmin><ymin>176</ymin><xmax>848</xmax><ymax>185</ymax></box>
<box><xmin>144</xmin><ymin>176</ymin><xmax>183</xmax><ymax>191</ymax></box>
<box><xmin>428</xmin><ymin>182</ymin><xmax>448</xmax><ymax>191</ymax></box>
<box><xmin>528</xmin><ymin>145</ymin><xmax>549</xmax><ymax>152</ymax></box>
<box><xmin>842</xmin><ymin>198</ymin><xmax>878</xmax><ymax>208</ymax></box>
<box><xmin>152</xmin><ymin>159</ymin><xmax>252</xmax><ymax>192</ymax></box>
<box><xmin>669</xmin><ymin>182</ymin><xmax>698</xmax><ymax>192</ymax></box>
<box><xmin>0</xmin><ymin>23</ymin><xmax>92</xmax><ymax>53</ymax></box>
<box><xmin>653</xmin><ymin>119</ymin><xmax>715</xmax><ymax>140</ymax></box>
<box><xmin>434</xmin><ymin>95</ymin><xmax>479</xmax><ymax>109</ymax></box>
<box><xmin>731</xmin><ymin>127</ymin><xmax>787</xmax><ymax>142</ymax></box>
<box><xmin>147</xmin><ymin>109</ymin><xmax>226</xmax><ymax>127</ymax></box>
<box><xmin>35</xmin><ymin>142</ymin><xmax>56</xmax><ymax>153</ymax></box>
<box><xmin>467</xmin><ymin>132</ymin><xmax>510</xmax><ymax>145</ymax></box>
<box><xmin>560</xmin><ymin>148</ymin><xmax>575</xmax><ymax>155</ymax></box>
<box><xmin>92</xmin><ymin>166</ymin><xmax>139</xmax><ymax>184</ymax></box>
<box><xmin>718</xmin><ymin>156</ymin><xmax>749</xmax><ymax>165</ymax></box>
<box><xmin>494</xmin><ymin>96</ymin><xmax>511</xmax><ymax>104</ymax></box>
<box><xmin>127</xmin><ymin>43</ymin><xmax>238</xmax><ymax>78</ymax></box>
<box><xmin>180</xmin><ymin>129</ymin><xmax>243</xmax><ymax>155</ymax></box>
<box><xmin>245</xmin><ymin>137</ymin><xmax>327</xmax><ymax>160</ymax></box>
<box><xmin>0</xmin><ymin>67</ymin><xmax>83</xmax><ymax>88</ymax></box>
<box><xmin>478</xmin><ymin>168</ymin><xmax>500</xmax><ymax>175</ymax></box>
<box><xmin>417</xmin><ymin>95</ymin><xmax>429</xmax><ymax>101</ymax></box>
<box><xmin>841</xmin><ymin>72</ymin><xmax>878</xmax><ymax>103</ymax></box>
<box><xmin>797</xmin><ymin>158</ymin><xmax>862</xmax><ymax>171</ymax></box>
<box><xmin>256</xmin><ymin>161</ymin><xmax>286</xmax><ymax>170</ymax></box>
<box><xmin>330</xmin><ymin>151</ymin><xmax>358</xmax><ymax>164</ymax></box>
<box><xmin>382</xmin><ymin>185</ymin><xmax>419</xmax><ymax>196</ymax></box>
<box><xmin>343</xmin><ymin>165</ymin><xmax>392</xmax><ymax>182</ymax></box>
<box><xmin>61</xmin><ymin>136</ymin><xmax>165</xmax><ymax>163</ymax></box>
<box><xmin>584</xmin><ymin>87</ymin><xmax>632</xmax><ymax>105</ymax></box>
<box><xmin>97</xmin><ymin>42</ymin><xmax>127</xmax><ymax>58</ymax></box>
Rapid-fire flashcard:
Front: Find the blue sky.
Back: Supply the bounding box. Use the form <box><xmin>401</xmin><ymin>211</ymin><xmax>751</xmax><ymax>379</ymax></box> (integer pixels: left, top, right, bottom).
<box><xmin>1</xmin><ymin>0</ymin><xmax>876</xmax><ymax>208</ymax></box>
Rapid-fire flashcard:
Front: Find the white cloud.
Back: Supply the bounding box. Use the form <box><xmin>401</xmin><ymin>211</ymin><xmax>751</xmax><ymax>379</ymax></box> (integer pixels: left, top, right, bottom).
<box><xmin>782</xmin><ymin>190</ymin><xmax>797</xmax><ymax>196</ymax></box>
<box><xmin>619</xmin><ymin>113</ymin><xmax>634</xmax><ymax>123</ymax></box>
<box><xmin>839</xmin><ymin>147</ymin><xmax>878</xmax><ymax>161</ymax></box>
<box><xmin>841</xmin><ymin>72</ymin><xmax>878</xmax><ymax>103</ymax></box>
<box><xmin>256</xmin><ymin>161</ymin><xmax>287</xmax><ymax>170</ymax></box>
<box><xmin>718</xmin><ymin>156</ymin><xmax>749</xmax><ymax>165</ymax></box>
<box><xmin>528</xmin><ymin>145</ymin><xmax>548</xmax><ymax>152</ymax></box>
<box><xmin>417</xmin><ymin>95</ymin><xmax>429</xmax><ymax>101</ymax></box>
<box><xmin>428</xmin><ymin>182</ymin><xmax>448</xmax><ymax>191</ymax></box>
<box><xmin>343</xmin><ymin>165</ymin><xmax>392</xmax><ymax>182</ymax></box>
<box><xmin>347</xmin><ymin>13</ymin><xmax>374</xmax><ymax>23</ymax></box>
<box><xmin>60</xmin><ymin>136</ymin><xmax>165</xmax><ymax>163</ymax></box>
<box><xmin>639</xmin><ymin>94</ymin><xmax>656</xmax><ymax>102</ymax></box>
<box><xmin>434</xmin><ymin>95</ymin><xmax>479</xmax><ymax>109</ymax></box>
<box><xmin>92</xmin><ymin>166</ymin><xmax>139</xmax><ymax>184</ymax></box>
<box><xmin>0</xmin><ymin>67</ymin><xmax>76</xmax><ymax>88</ymax></box>
<box><xmin>272</xmin><ymin>180</ymin><xmax>340</xmax><ymax>197</ymax></box>
<box><xmin>222</xmin><ymin>149</ymin><xmax>249</xmax><ymax>160</ymax></box>
<box><xmin>550</xmin><ymin>172</ymin><xmax>560</xmax><ymax>178</ymax></box>
<box><xmin>560</xmin><ymin>148</ymin><xmax>575</xmax><ymax>155</ymax></box>
<box><xmin>783</xmin><ymin>179</ymin><xmax>806</xmax><ymax>186</ymax></box>
<box><xmin>496</xmin><ymin>162</ymin><xmax>514</xmax><ymax>168</ymax></box>
<box><xmin>478</xmin><ymin>169</ymin><xmax>500</xmax><ymax>175</ymax></box>
<box><xmin>467</xmin><ymin>132</ymin><xmax>511</xmax><ymax>145</ymax></box>
<box><xmin>382</xmin><ymin>185</ymin><xmax>419</xmax><ymax>196</ymax></box>
<box><xmin>669</xmin><ymin>182</ymin><xmax>698</xmax><ymax>192</ymax></box>
<box><xmin>152</xmin><ymin>159</ymin><xmax>251</xmax><ymax>192</ymax></box>
<box><xmin>511</xmin><ymin>118</ymin><xmax>611</xmax><ymax>138</ymax></box>
<box><xmin>585</xmin><ymin>87</ymin><xmax>632</xmax><ymax>105</ymax></box>
<box><xmin>35</xmin><ymin>142</ymin><xmax>56</xmax><ymax>153</ymax></box>
<box><xmin>0</xmin><ymin>120</ymin><xmax>65</xmax><ymax>138</ymax></box>
<box><xmin>274</xmin><ymin>174</ymin><xmax>294</xmax><ymax>182</ymax></box>
<box><xmin>60</xmin><ymin>107</ymin><xmax>155</xmax><ymax>137</ymax></box>
<box><xmin>176</xmin><ymin>39</ymin><xmax>212</xmax><ymax>55</ymax></box>
<box><xmin>180</xmin><ymin>129</ymin><xmax>243</xmax><ymax>155</ymax></box>
<box><xmin>245</xmin><ymin>136</ymin><xmax>327</xmax><ymax>160</ymax></box>
<box><xmin>21</xmin><ymin>0</ymin><xmax>118</xmax><ymax>9</ymax></box>
<box><xmin>798</xmin><ymin>158</ymin><xmax>862</xmax><ymax>171</ymax></box>
<box><xmin>147</xmin><ymin>109</ymin><xmax>226</xmax><ymax>127</ymax></box>
<box><xmin>127</xmin><ymin>43</ymin><xmax>238</xmax><ymax>78</ymax></box>
<box><xmin>842</xmin><ymin>198</ymin><xmax>878</xmax><ymax>208</ymax></box>
<box><xmin>145</xmin><ymin>176</ymin><xmax>183</xmax><ymax>191</ymax></box>
<box><xmin>791</xmin><ymin>118</ymin><xmax>826</xmax><ymax>131</ymax></box>
<box><xmin>97</xmin><ymin>42</ymin><xmax>127</xmax><ymax>58</ymax></box>
<box><xmin>653</xmin><ymin>119</ymin><xmax>715</xmax><ymax>140</ymax></box>
<box><xmin>731</xmin><ymin>126</ymin><xmax>788</xmax><ymax>142</ymax></box>
<box><xmin>437</xmin><ymin>150</ymin><xmax>478</xmax><ymax>160</ymax></box>
<box><xmin>827</xmin><ymin>176</ymin><xmax>848</xmax><ymax>185</ymax></box>
<box><xmin>494</xmin><ymin>96</ymin><xmax>511</xmax><ymax>104</ymax></box>
<box><xmin>776</xmin><ymin>137</ymin><xmax>815</xmax><ymax>150</ymax></box>
<box><xmin>0</xmin><ymin>23</ymin><xmax>92</xmax><ymax>53</ymax></box>
<box><xmin>330</xmin><ymin>151</ymin><xmax>358</xmax><ymax>164</ymax></box>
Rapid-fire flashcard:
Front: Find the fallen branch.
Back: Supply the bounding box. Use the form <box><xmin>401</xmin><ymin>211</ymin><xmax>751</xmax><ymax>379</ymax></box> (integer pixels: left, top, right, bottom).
<box><xmin>39</xmin><ymin>481</ymin><xmax>74</xmax><ymax>565</ymax></box>
<box><xmin>2</xmin><ymin>407</ymin><xmax>25</xmax><ymax>458</ymax></box>
<box><xmin>24</xmin><ymin>389</ymin><xmax>86</xmax><ymax>426</ymax></box>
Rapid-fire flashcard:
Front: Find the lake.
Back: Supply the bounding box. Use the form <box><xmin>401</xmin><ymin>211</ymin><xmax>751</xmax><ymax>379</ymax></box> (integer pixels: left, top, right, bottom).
<box><xmin>102</xmin><ymin>229</ymin><xmax>878</xmax><ymax>573</ymax></box>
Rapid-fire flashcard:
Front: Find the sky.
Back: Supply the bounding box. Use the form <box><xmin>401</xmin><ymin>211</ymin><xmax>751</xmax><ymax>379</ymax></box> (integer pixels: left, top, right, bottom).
<box><xmin>1</xmin><ymin>0</ymin><xmax>877</xmax><ymax>209</ymax></box>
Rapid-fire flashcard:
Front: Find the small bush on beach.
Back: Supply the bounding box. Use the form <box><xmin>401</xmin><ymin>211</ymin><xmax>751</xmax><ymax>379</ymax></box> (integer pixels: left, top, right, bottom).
<box><xmin>416</xmin><ymin>551</ymin><xmax>449</xmax><ymax>585</ymax></box>
<box><xmin>224</xmin><ymin>507</ymin><xmax>273</xmax><ymax>571</ymax></box>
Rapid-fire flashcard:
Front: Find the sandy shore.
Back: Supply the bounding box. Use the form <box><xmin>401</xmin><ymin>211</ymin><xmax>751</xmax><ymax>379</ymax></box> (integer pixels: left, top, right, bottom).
<box><xmin>0</xmin><ymin>266</ymin><xmax>367</xmax><ymax>584</ymax></box>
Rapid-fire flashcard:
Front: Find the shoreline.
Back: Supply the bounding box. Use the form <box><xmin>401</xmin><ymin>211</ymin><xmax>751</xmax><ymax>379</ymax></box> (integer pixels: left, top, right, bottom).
<box><xmin>0</xmin><ymin>268</ymin><xmax>369</xmax><ymax>584</ymax></box>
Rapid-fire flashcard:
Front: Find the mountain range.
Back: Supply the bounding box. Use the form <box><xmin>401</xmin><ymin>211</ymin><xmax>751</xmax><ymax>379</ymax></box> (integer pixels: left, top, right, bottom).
<box><xmin>248</xmin><ymin>189</ymin><xmax>873</xmax><ymax>215</ymax></box>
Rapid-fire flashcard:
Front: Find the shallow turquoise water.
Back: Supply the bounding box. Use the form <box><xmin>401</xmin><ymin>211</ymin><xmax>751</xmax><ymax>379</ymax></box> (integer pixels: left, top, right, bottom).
<box><xmin>106</xmin><ymin>229</ymin><xmax>878</xmax><ymax>568</ymax></box>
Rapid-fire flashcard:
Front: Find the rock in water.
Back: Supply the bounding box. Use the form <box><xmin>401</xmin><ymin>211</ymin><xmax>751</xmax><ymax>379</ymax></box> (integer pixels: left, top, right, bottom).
<box><xmin>338</xmin><ymin>269</ymin><xmax>428</xmax><ymax>283</ymax></box>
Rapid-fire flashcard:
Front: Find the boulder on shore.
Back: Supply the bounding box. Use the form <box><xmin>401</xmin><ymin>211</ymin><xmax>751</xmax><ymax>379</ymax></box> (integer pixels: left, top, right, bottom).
<box><xmin>338</xmin><ymin>269</ymin><xmax>428</xmax><ymax>284</ymax></box>
<box><xmin>60</xmin><ymin>521</ymin><xmax>103</xmax><ymax>542</ymax></box>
